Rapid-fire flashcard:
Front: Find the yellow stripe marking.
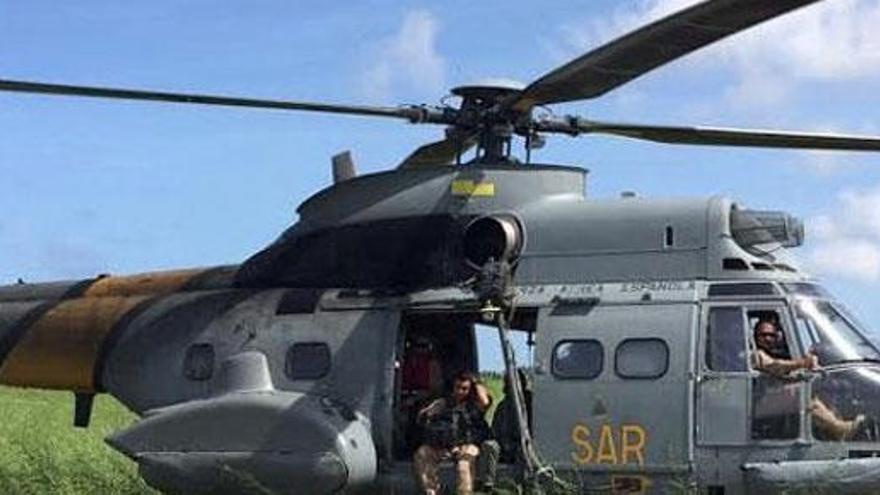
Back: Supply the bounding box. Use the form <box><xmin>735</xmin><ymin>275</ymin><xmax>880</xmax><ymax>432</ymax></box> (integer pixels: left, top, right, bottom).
<box><xmin>0</xmin><ymin>296</ymin><xmax>148</xmax><ymax>392</ymax></box>
<box><xmin>83</xmin><ymin>268</ymin><xmax>205</xmax><ymax>298</ymax></box>
<box><xmin>451</xmin><ymin>180</ymin><xmax>495</xmax><ymax>197</ymax></box>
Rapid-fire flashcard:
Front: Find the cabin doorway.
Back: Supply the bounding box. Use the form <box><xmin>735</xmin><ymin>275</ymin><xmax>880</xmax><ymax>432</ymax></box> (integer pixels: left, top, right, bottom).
<box><xmin>392</xmin><ymin>309</ymin><xmax>536</xmax><ymax>466</ymax></box>
<box><xmin>393</xmin><ymin>312</ymin><xmax>478</xmax><ymax>460</ymax></box>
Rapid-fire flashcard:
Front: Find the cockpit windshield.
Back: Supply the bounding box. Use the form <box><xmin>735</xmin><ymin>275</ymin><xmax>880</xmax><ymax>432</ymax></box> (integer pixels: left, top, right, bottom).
<box><xmin>792</xmin><ymin>297</ymin><xmax>880</xmax><ymax>366</ymax></box>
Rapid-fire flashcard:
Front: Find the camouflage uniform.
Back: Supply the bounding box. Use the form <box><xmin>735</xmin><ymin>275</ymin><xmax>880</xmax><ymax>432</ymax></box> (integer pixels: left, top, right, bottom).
<box><xmin>414</xmin><ymin>442</ymin><xmax>481</xmax><ymax>495</ymax></box>
<box><xmin>413</xmin><ymin>397</ymin><xmax>489</xmax><ymax>495</ymax></box>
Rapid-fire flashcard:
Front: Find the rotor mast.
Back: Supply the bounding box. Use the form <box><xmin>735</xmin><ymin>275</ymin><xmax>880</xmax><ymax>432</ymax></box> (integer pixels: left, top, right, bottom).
<box><xmin>451</xmin><ymin>86</ymin><xmax>524</xmax><ymax>163</ymax></box>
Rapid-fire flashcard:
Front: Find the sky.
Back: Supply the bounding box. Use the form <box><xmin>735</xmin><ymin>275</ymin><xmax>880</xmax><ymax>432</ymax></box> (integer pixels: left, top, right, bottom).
<box><xmin>2</xmin><ymin>1</ymin><xmax>880</xmax><ymax>370</ymax></box>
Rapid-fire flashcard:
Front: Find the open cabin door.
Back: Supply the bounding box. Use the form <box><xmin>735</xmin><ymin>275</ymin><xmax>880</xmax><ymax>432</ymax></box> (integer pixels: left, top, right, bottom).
<box><xmin>533</xmin><ymin>302</ymin><xmax>695</xmax><ymax>487</ymax></box>
<box><xmin>262</xmin><ymin>300</ymin><xmax>404</xmax><ymax>465</ymax></box>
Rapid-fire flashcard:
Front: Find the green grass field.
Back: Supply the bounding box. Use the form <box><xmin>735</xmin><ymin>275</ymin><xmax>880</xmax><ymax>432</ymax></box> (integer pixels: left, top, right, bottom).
<box><xmin>0</xmin><ymin>377</ymin><xmax>509</xmax><ymax>494</ymax></box>
<box><xmin>0</xmin><ymin>386</ymin><xmax>156</xmax><ymax>494</ymax></box>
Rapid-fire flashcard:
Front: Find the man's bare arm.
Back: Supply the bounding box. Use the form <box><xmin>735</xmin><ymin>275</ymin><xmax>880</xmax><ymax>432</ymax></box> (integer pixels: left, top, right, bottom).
<box><xmin>418</xmin><ymin>398</ymin><xmax>446</xmax><ymax>420</ymax></box>
<box><xmin>474</xmin><ymin>382</ymin><xmax>492</xmax><ymax>411</ymax></box>
<box><xmin>755</xmin><ymin>349</ymin><xmax>816</xmax><ymax>376</ymax></box>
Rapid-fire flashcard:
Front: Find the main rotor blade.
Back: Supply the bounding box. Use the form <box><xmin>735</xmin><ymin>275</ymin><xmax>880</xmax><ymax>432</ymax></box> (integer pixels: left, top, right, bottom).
<box><xmin>565</xmin><ymin>120</ymin><xmax>880</xmax><ymax>151</ymax></box>
<box><xmin>512</xmin><ymin>0</ymin><xmax>820</xmax><ymax>110</ymax></box>
<box><xmin>0</xmin><ymin>78</ymin><xmax>425</xmax><ymax>121</ymax></box>
<box><xmin>397</xmin><ymin>133</ymin><xmax>478</xmax><ymax>169</ymax></box>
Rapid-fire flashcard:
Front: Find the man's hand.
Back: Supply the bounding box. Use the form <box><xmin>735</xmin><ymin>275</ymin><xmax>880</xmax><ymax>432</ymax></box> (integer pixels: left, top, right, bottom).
<box><xmin>474</xmin><ymin>381</ymin><xmax>492</xmax><ymax>412</ymax></box>
<box><xmin>417</xmin><ymin>398</ymin><xmax>446</xmax><ymax>423</ymax></box>
<box><xmin>801</xmin><ymin>353</ymin><xmax>819</xmax><ymax>371</ymax></box>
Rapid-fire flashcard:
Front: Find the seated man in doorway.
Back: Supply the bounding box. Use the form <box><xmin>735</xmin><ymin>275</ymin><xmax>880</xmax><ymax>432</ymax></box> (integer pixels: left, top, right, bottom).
<box><xmin>413</xmin><ymin>371</ymin><xmax>492</xmax><ymax>495</ymax></box>
<box><xmin>753</xmin><ymin>320</ymin><xmax>864</xmax><ymax>440</ymax></box>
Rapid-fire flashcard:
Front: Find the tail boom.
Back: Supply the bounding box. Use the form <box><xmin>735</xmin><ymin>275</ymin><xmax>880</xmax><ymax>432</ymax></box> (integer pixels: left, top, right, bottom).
<box><xmin>0</xmin><ymin>266</ymin><xmax>237</xmax><ymax>392</ymax></box>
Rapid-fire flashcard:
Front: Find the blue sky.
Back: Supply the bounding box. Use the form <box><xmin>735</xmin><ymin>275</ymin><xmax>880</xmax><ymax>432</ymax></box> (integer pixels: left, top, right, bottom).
<box><xmin>2</xmin><ymin>1</ymin><xmax>880</xmax><ymax>369</ymax></box>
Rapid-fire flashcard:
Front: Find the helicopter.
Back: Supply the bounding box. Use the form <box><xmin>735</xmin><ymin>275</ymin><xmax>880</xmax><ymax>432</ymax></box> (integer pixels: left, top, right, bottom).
<box><xmin>4</xmin><ymin>0</ymin><xmax>880</xmax><ymax>493</ymax></box>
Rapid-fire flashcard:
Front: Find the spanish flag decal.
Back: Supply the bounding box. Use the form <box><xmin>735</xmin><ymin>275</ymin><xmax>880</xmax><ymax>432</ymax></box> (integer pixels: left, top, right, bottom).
<box><xmin>451</xmin><ymin>179</ymin><xmax>495</xmax><ymax>197</ymax></box>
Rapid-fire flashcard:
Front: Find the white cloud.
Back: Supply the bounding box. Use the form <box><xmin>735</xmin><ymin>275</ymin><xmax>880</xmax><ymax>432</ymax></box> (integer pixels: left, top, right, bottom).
<box><xmin>808</xmin><ymin>185</ymin><xmax>880</xmax><ymax>281</ymax></box>
<box><xmin>720</xmin><ymin>0</ymin><xmax>880</xmax><ymax>106</ymax></box>
<box><xmin>361</xmin><ymin>10</ymin><xmax>446</xmax><ymax>101</ymax></box>
<box><xmin>796</xmin><ymin>150</ymin><xmax>851</xmax><ymax>176</ymax></box>
<box><xmin>809</xmin><ymin>238</ymin><xmax>880</xmax><ymax>282</ymax></box>
<box><xmin>720</xmin><ymin>67</ymin><xmax>789</xmax><ymax>109</ymax></box>
<box><xmin>558</xmin><ymin>0</ymin><xmax>695</xmax><ymax>53</ymax></box>
<box><xmin>729</xmin><ymin>0</ymin><xmax>880</xmax><ymax>80</ymax></box>
<box><xmin>834</xmin><ymin>187</ymin><xmax>880</xmax><ymax>237</ymax></box>
<box><xmin>556</xmin><ymin>0</ymin><xmax>880</xmax><ymax>106</ymax></box>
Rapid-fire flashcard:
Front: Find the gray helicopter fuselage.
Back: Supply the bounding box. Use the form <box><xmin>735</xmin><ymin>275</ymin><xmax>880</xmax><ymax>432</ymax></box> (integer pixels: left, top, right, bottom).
<box><xmin>1</xmin><ymin>164</ymin><xmax>879</xmax><ymax>494</ymax></box>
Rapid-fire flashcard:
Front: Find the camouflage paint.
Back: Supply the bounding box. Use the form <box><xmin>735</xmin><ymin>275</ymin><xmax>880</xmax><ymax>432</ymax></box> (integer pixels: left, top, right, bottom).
<box><xmin>0</xmin><ymin>266</ymin><xmax>237</xmax><ymax>393</ymax></box>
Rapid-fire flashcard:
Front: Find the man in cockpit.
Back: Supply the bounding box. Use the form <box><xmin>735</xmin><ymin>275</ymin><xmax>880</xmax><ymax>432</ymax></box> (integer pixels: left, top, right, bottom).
<box><xmin>753</xmin><ymin>320</ymin><xmax>864</xmax><ymax>440</ymax></box>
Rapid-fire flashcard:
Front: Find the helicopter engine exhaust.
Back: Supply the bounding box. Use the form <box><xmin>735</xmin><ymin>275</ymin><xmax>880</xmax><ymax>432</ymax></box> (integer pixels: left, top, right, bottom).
<box><xmin>462</xmin><ymin>215</ymin><xmax>523</xmax><ymax>268</ymax></box>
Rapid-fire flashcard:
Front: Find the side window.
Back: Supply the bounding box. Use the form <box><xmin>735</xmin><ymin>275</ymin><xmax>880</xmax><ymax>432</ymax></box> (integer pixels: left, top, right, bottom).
<box><xmin>552</xmin><ymin>340</ymin><xmax>603</xmax><ymax>379</ymax></box>
<box><xmin>616</xmin><ymin>338</ymin><xmax>668</xmax><ymax>379</ymax></box>
<box><xmin>183</xmin><ymin>343</ymin><xmax>215</xmax><ymax>381</ymax></box>
<box><xmin>706</xmin><ymin>307</ymin><xmax>748</xmax><ymax>372</ymax></box>
<box><xmin>285</xmin><ymin>342</ymin><xmax>331</xmax><ymax>380</ymax></box>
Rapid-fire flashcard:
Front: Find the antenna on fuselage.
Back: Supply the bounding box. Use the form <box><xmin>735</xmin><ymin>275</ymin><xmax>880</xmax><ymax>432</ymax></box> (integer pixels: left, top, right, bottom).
<box><xmin>331</xmin><ymin>151</ymin><xmax>357</xmax><ymax>183</ymax></box>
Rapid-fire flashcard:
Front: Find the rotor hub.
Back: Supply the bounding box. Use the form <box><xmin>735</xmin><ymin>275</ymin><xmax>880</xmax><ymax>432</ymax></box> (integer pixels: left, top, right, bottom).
<box><xmin>451</xmin><ymin>85</ymin><xmax>522</xmax><ymax>104</ymax></box>
<box><xmin>450</xmin><ymin>86</ymin><xmax>528</xmax><ymax>163</ymax></box>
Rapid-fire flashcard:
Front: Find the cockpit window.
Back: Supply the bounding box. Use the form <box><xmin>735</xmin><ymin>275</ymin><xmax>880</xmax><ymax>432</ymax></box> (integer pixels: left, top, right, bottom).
<box><xmin>792</xmin><ymin>299</ymin><xmax>880</xmax><ymax>365</ymax></box>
